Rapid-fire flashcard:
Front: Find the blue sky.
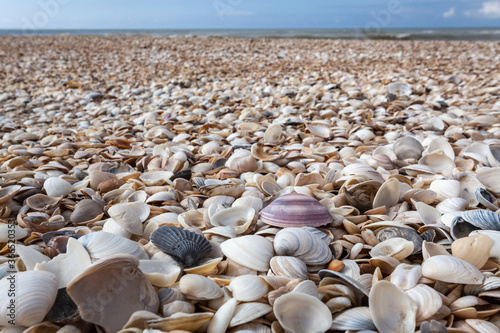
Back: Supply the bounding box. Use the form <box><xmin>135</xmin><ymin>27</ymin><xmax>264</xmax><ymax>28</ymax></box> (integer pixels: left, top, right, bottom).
<box><xmin>0</xmin><ymin>0</ymin><xmax>499</xmax><ymax>30</ymax></box>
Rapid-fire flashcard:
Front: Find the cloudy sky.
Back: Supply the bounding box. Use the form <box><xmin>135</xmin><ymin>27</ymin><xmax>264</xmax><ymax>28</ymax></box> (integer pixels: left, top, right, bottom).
<box><xmin>1</xmin><ymin>0</ymin><xmax>499</xmax><ymax>30</ymax></box>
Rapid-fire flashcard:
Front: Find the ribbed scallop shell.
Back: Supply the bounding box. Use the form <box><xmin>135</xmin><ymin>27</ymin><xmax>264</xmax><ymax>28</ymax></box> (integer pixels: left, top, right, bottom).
<box><xmin>259</xmin><ymin>193</ymin><xmax>333</xmax><ymax>227</ymax></box>
<box><xmin>274</xmin><ymin>227</ymin><xmax>332</xmax><ymax>266</ymax></box>
<box><xmin>150</xmin><ymin>226</ymin><xmax>211</xmax><ymax>267</ymax></box>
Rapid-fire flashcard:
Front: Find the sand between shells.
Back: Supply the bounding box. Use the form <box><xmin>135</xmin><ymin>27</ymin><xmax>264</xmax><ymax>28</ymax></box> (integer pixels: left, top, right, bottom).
<box><xmin>0</xmin><ymin>36</ymin><xmax>500</xmax><ymax>332</ymax></box>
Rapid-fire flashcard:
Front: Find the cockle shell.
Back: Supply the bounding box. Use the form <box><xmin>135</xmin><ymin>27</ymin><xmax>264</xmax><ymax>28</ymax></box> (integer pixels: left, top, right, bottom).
<box><xmin>421</xmin><ymin>255</ymin><xmax>484</xmax><ymax>285</ymax></box>
<box><xmin>369</xmin><ymin>280</ymin><xmax>417</xmax><ymax>333</ymax></box>
<box><xmin>230</xmin><ymin>302</ymin><xmax>273</xmax><ymax>327</ymax></box>
<box><xmin>273</xmin><ymin>227</ymin><xmax>332</xmax><ymax>266</ymax></box>
<box><xmin>270</xmin><ymin>256</ymin><xmax>308</xmax><ymax>280</ymax></box>
<box><xmin>331</xmin><ymin>307</ymin><xmax>375</xmax><ymax>331</ymax></box>
<box><xmin>0</xmin><ymin>271</ymin><xmax>58</xmax><ymax>327</ymax></box>
<box><xmin>150</xmin><ymin>226</ymin><xmax>212</xmax><ymax>267</ymax></box>
<box><xmin>220</xmin><ymin>235</ymin><xmax>274</xmax><ymax>271</ymax></box>
<box><xmin>179</xmin><ymin>274</ymin><xmax>223</xmax><ymax>300</ymax></box>
<box><xmin>259</xmin><ymin>193</ymin><xmax>333</xmax><ymax>227</ymax></box>
<box><xmin>274</xmin><ymin>293</ymin><xmax>332</xmax><ymax>333</ymax></box>
<box><xmin>67</xmin><ymin>255</ymin><xmax>159</xmax><ymax>333</ymax></box>
<box><xmin>228</xmin><ymin>275</ymin><xmax>268</xmax><ymax>301</ymax></box>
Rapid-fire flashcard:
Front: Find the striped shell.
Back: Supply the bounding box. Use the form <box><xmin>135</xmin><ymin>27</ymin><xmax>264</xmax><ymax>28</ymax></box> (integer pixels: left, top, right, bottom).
<box><xmin>150</xmin><ymin>226</ymin><xmax>211</xmax><ymax>267</ymax></box>
<box><xmin>259</xmin><ymin>193</ymin><xmax>333</xmax><ymax>227</ymax></box>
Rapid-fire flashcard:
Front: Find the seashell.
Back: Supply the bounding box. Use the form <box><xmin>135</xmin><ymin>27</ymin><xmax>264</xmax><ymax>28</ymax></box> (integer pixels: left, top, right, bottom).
<box><xmin>138</xmin><ymin>260</ymin><xmax>182</xmax><ymax>287</ymax></box>
<box><xmin>370</xmin><ymin>237</ymin><xmax>414</xmax><ymax>260</ymax></box>
<box><xmin>369</xmin><ymin>280</ymin><xmax>417</xmax><ymax>333</ymax></box>
<box><xmin>220</xmin><ymin>235</ymin><xmax>274</xmax><ymax>271</ymax></box>
<box><xmin>274</xmin><ymin>292</ymin><xmax>332</xmax><ymax>333</ymax></box>
<box><xmin>419</xmin><ymin>149</ymin><xmax>456</xmax><ymax>176</ymax></box>
<box><xmin>420</xmin><ymin>320</ymin><xmax>448</xmax><ymax>333</ymax></box>
<box><xmin>67</xmin><ymin>255</ymin><xmax>159</xmax><ymax>333</ymax></box>
<box><xmin>270</xmin><ymin>256</ymin><xmax>308</xmax><ymax>280</ymax></box>
<box><xmin>273</xmin><ymin>227</ymin><xmax>332</xmax><ymax>266</ymax></box>
<box><xmin>207</xmin><ymin>298</ymin><xmax>237</xmax><ymax>333</ymax></box>
<box><xmin>393</xmin><ymin>136</ymin><xmax>423</xmax><ymax>160</ymax></box>
<box><xmin>43</xmin><ymin>177</ymin><xmax>73</xmax><ymax>197</ymax></box>
<box><xmin>405</xmin><ymin>284</ymin><xmax>443</xmax><ymax>322</ymax></box>
<box><xmin>70</xmin><ymin>199</ymin><xmax>104</xmax><ymax>225</ymax></box>
<box><xmin>228</xmin><ymin>275</ymin><xmax>268</xmax><ymax>301</ymax></box>
<box><xmin>225</xmin><ymin>150</ymin><xmax>259</xmax><ymax>172</ymax></box>
<box><xmin>232</xmin><ymin>195</ymin><xmax>263</xmax><ymax>212</ymax></box>
<box><xmin>229</xmin><ymin>323</ymin><xmax>271</xmax><ymax>332</ymax></box>
<box><xmin>78</xmin><ymin>231</ymin><xmax>148</xmax><ymax>261</ymax></box>
<box><xmin>123</xmin><ymin>310</ymin><xmax>161</xmax><ymax>329</ymax></box>
<box><xmin>179</xmin><ymin>274</ymin><xmax>224</xmax><ymax>301</ymax></box>
<box><xmin>184</xmin><ymin>257</ymin><xmax>222</xmax><ymax>275</ymax></box>
<box><xmin>421</xmin><ymin>255</ymin><xmax>484</xmax><ymax>285</ymax></box>
<box><xmin>103</xmin><ymin>218</ymin><xmax>132</xmax><ymax>238</ymax></box>
<box><xmin>26</xmin><ymin>193</ymin><xmax>61</xmax><ymax>212</ymax></box>
<box><xmin>150</xmin><ymin>226</ymin><xmax>211</xmax><ymax>267</ymax></box>
<box><xmin>372</xmin><ymin>178</ymin><xmax>400</xmax><ymax>211</ymax></box>
<box><xmin>0</xmin><ymin>271</ymin><xmax>58</xmax><ymax>327</ymax></box>
<box><xmin>388</xmin><ymin>82</ymin><xmax>411</xmax><ymax>96</ymax></box>
<box><xmin>475</xmin><ymin>187</ymin><xmax>499</xmax><ymax>211</ymax></box>
<box><xmin>147</xmin><ymin>312</ymin><xmax>213</xmax><ymax>332</ymax></box>
<box><xmin>230</xmin><ymin>302</ymin><xmax>273</xmax><ymax>327</ymax></box>
<box><xmin>306</xmin><ymin>122</ymin><xmax>331</xmax><ymax>138</ymax></box>
<box><xmin>255</xmin><ymin>174</ymin><xmax>282</xmax><ymax>194</ymax></box>
<box><xmin>0</xmin><ymin>184</ymin><xmax>21</xmax><ymax>204</ymax></box>
<box><xmin>429</xmin><ymin>179</ymin><xmax>461</xmax><ymax>200</ymax></box>
<box><xmin>34</xmin><ymin>237</ymin><xmax>92</xmax><ymax>288</ymax></box>
<box><xmin>318</xmin><ymin>270</ymin><xmax>369</xmax><ymax>303</ymax></box>
<box><xmin>158</xmin><ymin>287</ymin><xmax>184</xmax><ymax>306</ymax></box>
<box><xmin>259</xmin><ymin>193</ymin><xmax>333</xmax><ymax>228</ymax></box>
<box><xmin>451</xmin><ymin>234</ymin><xmax>492</xmax><ymax>269</ymax></box>
<box><xmin>421</xmin><ymin>241</ymin><xmax>451</xmax><ymax>260</ymax></box>
<box><xmin>292</xmin><ymin>280</ymin><xmax>320</xmax><ymax>299</ymax></box>
<box><xmin>264</xmin><ymin>124</ymin><xmax>285</xmax><ymax>145</ymax></box>
<box><xmin>416</xmin><ymin>202</ymin><xmax>442</xmax><ymax>225</ymax></box>
<box><xmin>15</xmin><ymin>244</ymin><xmax>51</xmax><ymax>270</ymax></box>
<box><xmin>331</xmin><ymin>306</ymin><xmax>375</xmax><ymax>331</ymax></box>
<box><xmin>340</xmin><ymin>259</ymin><xmax>361</xmax><ymax>279</ymax></box>
<box><xmin>210</xmin><ymin>206</ymin><xmax>255</xmax><ymax>234</ymax></box>
<box><xmin>108</xmin><ymin>202</ymin><xmax>150</xmax><ymax>235</ymax></box>
<box><xmin>470</xmin><ymin>230</ymin><xmax>500</xmax><ymax>260</ymax></box>
<box><xmin>476</xmin><ymin>167</ymin><xmax>500</xmax><ymax>196</ymax></box>
<box><xmin>390</xmin><ymin>264</ymin><xmax>422</xmax><ymax>290</ymax></box>
<box><xmin>436</xmin><ymin>197</ymin><xmax>469</xmax><ymax>214</ymax></box>
<box><xmin>139</xmin><ymin>171</ymin><xmax>173</xmax><ymax>186</ymax></box>
<box><xmin>376</xmin><ymin>226</ymin><xmax>423</xmax><ymax>253</ymax></box>
<box><xmin>0</xmin><ymin>223</ymin><xmax>28</xmax><ymax>242</ymax></box>
<box><xmin>450</xmin><ymin>209</ymin><xmax>500</xmax><ymax>239</ymax></box>
<box><xmin>466</xmin><ymin>319</ymin><xmax>500</xmax><ymax>333</ymax></box>
<box><xmin>162</xmin><ymin>300</ymin><xmax>195</xmax><ymax>317</ymax></box>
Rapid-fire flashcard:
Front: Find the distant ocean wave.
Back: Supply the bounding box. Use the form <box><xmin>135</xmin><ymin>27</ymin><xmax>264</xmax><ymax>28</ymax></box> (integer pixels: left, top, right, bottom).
<box><xmin>1</xmin><ymin>28</ymin><xmax>500</xmax><ymax>41</ymax></box>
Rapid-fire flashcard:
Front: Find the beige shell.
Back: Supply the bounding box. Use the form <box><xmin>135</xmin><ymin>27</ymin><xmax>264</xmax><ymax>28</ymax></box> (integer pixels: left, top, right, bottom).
<box><xmin>67</xmin><ymin>255</ymin><xmax>159</xmax><ymax>333</ymax></box>
<box><xmin>0</xmin><ymin>271</ymin><xmax>58</xmax><ymax>327</ymax></box>
<box><xmin>162</xmin><ymin>300</ymin><xmax>195</xmax><ymax>317</ymax></box>
<box><xmin>421</xmin><ymin>255</ymin><xmax>485</xmax><ymax>285</ymax></box>
<box><xmin>405</xmin><ymin>284</ymin><xmax>443</xmax><ymax>321</ymax></box>
<box><xmin>179</xmin><ymin>274</ymin><xmax>223</xmax><ymax>300</ymax></box>
<box><xmin>139</xmin><ymin>260</ymin><xmax>181</xmax><ymax>287</ymax></box>
<box><xmin>108</xmin><ymin>202</ymin><xmax>150</xmax><ymax>235</ymax></box>
<box><xmin>451</xmin><ymin>234</ymin><xmax>492</xmax><ymax>269</ymax></box>
<box><xmin>369</xmin><ymin>280</ymin><xmax>417</xmax><ymax>333</ymax></box>
<box><xmin>369</xmin><ymin>237</ymin><xmax>414</xmax><ymax>260</ymax></box>
<box><xmin>230</xmin><ymin>302</ymin><xmax>273</xmax><ymax>327</ymax></box>
<box><xmin>207</xmin><ymin>298</ymin><xmax>237</xmax><ymax>333</ymax></box>
<box><xmin>210</xmin><ymin>206</ymin><xmax>256</xmax><ymax>234</ymax></box>
<box><xmin>220</xmin><ymin>235</ymin><xmax>274</xmax><ymax>272</ymax></box>
<box><xmin>228</xmin><ymin>275</ymin><xmax>268</xmax><ymax>302</ymax></box>
<box><xmin>390</xmin><ymin>264</ymin><xmax>422</xmax><ymax>290</ymax></box>
<box><xmin>274</xmin><ymin>292</ymin><xmax>332</xmax><ymax>333</ymax></box>
<box><xmin>147</xmin><ymin>312</ymin><xmax>213</xmax><ymax>332</ymax></box>
<box><xmin>372</xmin><ymin>178</ymin><xmax>400</xmax><ymax>211</ymax></box>
<box><xmin>78</xmin><ymin>231</ymin><xmax>149</xmax><ymax>261</ymax></box>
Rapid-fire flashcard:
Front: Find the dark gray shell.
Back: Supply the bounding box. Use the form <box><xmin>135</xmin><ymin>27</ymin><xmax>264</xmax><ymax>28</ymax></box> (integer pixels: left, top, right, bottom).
<box><xmin>150</xmin><ymin>226</ymin><xmax>211</xmax><ymax>267</ymax></box>
<box><xmin>376</xmin><ymin>227</ymin><xmax>423</xmax><ymax>253</ymax></box>
<box><xmin>450</xmin><ymin>209</ymin><xmax>500</xmax><ymax>239</ymax></box>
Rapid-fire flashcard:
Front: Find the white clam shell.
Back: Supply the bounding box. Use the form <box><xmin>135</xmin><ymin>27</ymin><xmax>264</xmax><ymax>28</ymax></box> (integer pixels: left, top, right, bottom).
<box><xmin>273</xmin><ymin>227</ymin><xmax>332</xmax><ymax>266</ymax></box>
<box><xmin>139</xmin><ymin>260</ymin><xmax>182</xmax><ymax>287</ymax></box>
<box><xmin>372</xmin><ymin>178</ymin><xmax>400</xmax><ymax>210</ymax></box>
<box><xmin>232</xmin><ymin>196</ymin><xmax>263</xmax><ymax>212</ymax></box>
<box><xmin>0</xmin><ymin>271</ymin><xmax>58</xmax><ymax>327</ymax></box>
<box><xmin>207</xmin><ymin>298</ymin><xmax>237</xmax><ymax>333</ymax></box>
<box><xmin>331</xmin><ymin>306</ymin><xmax>375</xmax><ymax>331</ymax></box>
<box><xmin>230</xmin><ymin>302</ymin><xmax>272</xmax><ymax>327</ymax></box>
<box><xmin>369</xmin><ymin>280</ymin><xmax>417</xmax><ymax>333</ymax></box>
<box><xmin>220</xmin><ymin>235</ymin><xmax>274</xmax><ymax>272</ymax></box>
<box><xmin>210</xmin><ymin>206</ymin><xmax>255</xmax><ymax>234</ymax></box>
<box><xmin>43</xmin><ymin>177</ymin><xmax>73</xmax><ymax>197</ymax></box>
<box><xmin>103</xmin><ymin>218</ymin><xmax>132</xmax><ymax>238</ymax></box>
<box><xmin>470</xmin><ymin>230</ymin><xmax>500</xmax><ymax>260</ymax></box>
<box><xmin>405</xmin><ymin>284</ymin><xmax>443</xmax><ymax>321</ymax></box>
<box><xmin>369</xmin><ymin>237</ymin><xmax>414</xmax><ymax>260</ymax></box>
<box><xmin>179</xmin><ymin>274</ymin><xmax>223</xmax><ymax>300</ymax></box>
<box><xmin>429</xmin><ymin>179</ymin><xmax>461</xmax><ymax>201</ymax></box>
<box><xmin>421</xmin><ymin>255</ymin><xmax>484</xmax><ymax>285</ymax></box>
<box><xmin>270</xmin><ymin>256</ymin><xmax>308</xmax><ymax>280</ymax></box>
<box><xmin>15</xmin><ymin>244</ymin><xmax>51</xmax><ymax>270</ymax></box>
<box><xmin>78</xmin><ymin>231</ymin><xmax>149</xmax><ymax>261</ymax></box>
<box><xmin>228</xmin><ymin>275</ymin><xmax>268</xmax><ymax>302</ymax></box>
<box><xmin>108</xmin><ymin>202</ymin><xmax>150</xmax><ymax>235</ymax></box>
<box><xmin>0</xmin><ymin>224</ymin><xmax>28</xmax><ymax>242</ymax></box>
<box><xmin>390</xmin><ymin>264</ymin><xmax>422</xmax><ymax>290</ymax></box>
<box><xmin>274</xmin><ymin>292</ymin><xmax>332</xmax><ymax>333</ymax></box>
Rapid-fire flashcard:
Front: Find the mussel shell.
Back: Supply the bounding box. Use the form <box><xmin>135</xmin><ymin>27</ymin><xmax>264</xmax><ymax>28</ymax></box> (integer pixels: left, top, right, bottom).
<box><xmin>150</xmin><ymin>226</ymin><xmax>211</xmax><ymax>267</ymax></box>
<box><xmin>259</xmin><ymin>193</ymin><xmax>333</xmax><ymax>228</ymax></box>
<box><xmin>377</xmin><ymin>227</ymin><xmax>423</xmax><ymax>253</ymax></box>
<box><xmin>450</xmin><ymin>209</ymin><xmax>500</xmax><ymax>239</ymax></box>
<box><xmin>45</xmin><ymin>288</ymin><xmax>80</xmax><ymax>324</ymax></box>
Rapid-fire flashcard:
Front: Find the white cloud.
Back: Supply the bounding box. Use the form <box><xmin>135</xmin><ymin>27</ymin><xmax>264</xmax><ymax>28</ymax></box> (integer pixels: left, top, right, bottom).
<box><xmin>465</xmin><ymin>1</ymin><xmax>500</xmax><ymax>18</ymax></box>
<box><xmin>443</xmin><ymin>7</ymin><xmax>455</xmax><ymax>18</ymax></box>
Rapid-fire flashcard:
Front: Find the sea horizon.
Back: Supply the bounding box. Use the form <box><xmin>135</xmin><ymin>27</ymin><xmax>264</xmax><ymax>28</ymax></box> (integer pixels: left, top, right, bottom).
<box><xmin>1</xmin><ymin>27</ymin><xmax>500</xmax><ymax>41</ymax></box>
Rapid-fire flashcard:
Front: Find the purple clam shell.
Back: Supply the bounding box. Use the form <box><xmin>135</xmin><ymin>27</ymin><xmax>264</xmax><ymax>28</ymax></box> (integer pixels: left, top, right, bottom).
<box><xmin>259</xmin><ymin>193</ymin><xmax>333</xmax><ymax>227</ymax></box>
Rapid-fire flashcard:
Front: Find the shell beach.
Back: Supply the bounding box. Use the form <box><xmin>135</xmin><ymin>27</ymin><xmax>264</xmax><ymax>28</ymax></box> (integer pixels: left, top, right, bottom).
<box><xmin>0</xmin><ymin>36</ymin><xmax>500</xmax><ymax>332</ymax></box>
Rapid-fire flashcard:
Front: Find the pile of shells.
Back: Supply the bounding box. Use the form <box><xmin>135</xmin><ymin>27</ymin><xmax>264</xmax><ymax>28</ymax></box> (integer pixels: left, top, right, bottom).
<box><xmin>0</xmin><ymin>35</ymin><xmax>500</xmax><ymax>333</ymax></box>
